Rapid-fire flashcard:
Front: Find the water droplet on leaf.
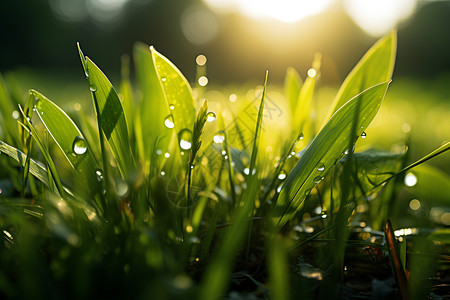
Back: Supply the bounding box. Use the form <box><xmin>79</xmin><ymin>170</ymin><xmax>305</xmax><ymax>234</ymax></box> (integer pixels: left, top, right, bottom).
<box><xmin>164</xmin><ymin>115</ymin><xmax>175</xmax><ymax>128</ymax></box>
<box><xmin>316</xmin><ymin>162</ymin><xmax>325</xmax><ymax>172</ymax></box>
<box><xmin>169</xmin><ymin>104</ymin><xmax>175</xmax><ymax>110</ymax></box>
<box><xmin>178</xmin><ymin>129</ymin><xmax>193</xmax><ymax>150</ymax></box>
<box><xmin>72</xmin><ymin>136</ymin><xmax>87</xmax><ymax>155</ymax></box>
<box><xmin>213</xmin><ymin>131</ymin><xmax>226</xmax><ymax>144</ymax></box>
<box><xmin>361</xmin><ymin>132</ymin><xmax>367</xmax><ymax>139</ymax></box>
<box><xmin>278</xmin><ymin>170</ymin><xmax>287</xmax><ymax>180</ymax></box>
<box><xmin>314</xmin><ymin>176</ymin><xmax>324</xmax><ymax>184</ymax></box>
<box><xmin>89</xmin><ymin>84</ymin><xmax>97</xmax><ymax>92</ymax></box>
<box><xmin>206</xmin><ymin>111</ymin><xmax>216</xmax><ymax>122</ymax></box>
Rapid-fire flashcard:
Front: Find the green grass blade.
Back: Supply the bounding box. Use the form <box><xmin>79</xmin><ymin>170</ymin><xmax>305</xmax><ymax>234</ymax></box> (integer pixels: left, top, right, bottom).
<box><xmin>31</xmin><ymin>90</ymin><xmax>102</xmax><ymax>196</ymax></box>
<box><xmin>249</xmin><ymin>71</ymin><xmax>268</xmax><ymax>174</ymax></box>
<box><xmin>293</xmin><ymin>53</ymin><xmax>321</xmax><ymax>138</ymax></box>
<box><xmin>133</xmin><ymin>43</ymin><xmax>171</xmax><ymax>162</ymax></box>
<box><xmin>324</xmin><ymin>30</ymin><xmax>396</xmax><ymax>122</ymax></box>
<box><xmin>84</xmin><ymin>56</ymin><xmax>135</xmax><ymax>179</ymax></box>
<box><xmin>0</xmin><ymin>140</ymin><xmax>50</xmax><ymax>188</ymax></box>
<box><xmin>0</xmin><ymin>73</ymin><xmax>20</xmax><ymax>146</ymax></box>
<box><xmin>119</xmin><ymin>54</ymin><xmax>135</xmax><ymax>143</ymax></box>
<box><xmin>273</xmin><ymin>81</ymin><xmax>391</xmax><ymax>228</ymax></box>
<box><xmin>150</xmin><ymin>46</ymin><xmax>196</xmax><ymax>145</ymax></box>
<box><xmin>284</xmin><ymin>67</ymin><xmax>303</xmax><ymax>114</ymax></box>
<box><xmin>18</xmin><ymin>105</ymin><xmax>67</xmax><ymax>200</ymax></box>
<box><xmin>375</xmin><ymin>141</ymin><xmax>450</xmax><ymax>187</ymax></box>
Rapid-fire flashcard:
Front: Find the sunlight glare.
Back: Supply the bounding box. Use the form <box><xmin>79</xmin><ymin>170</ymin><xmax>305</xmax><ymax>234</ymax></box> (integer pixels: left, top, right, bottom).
<box><xmin>344</xmin><ymin>0</ymin><xmax>416</xmax><ymax>36</ymax></box>
<box><xmin>204</xmin><ymin>0</ymin><xmax>332</xmax><ymax>23</ymax></box>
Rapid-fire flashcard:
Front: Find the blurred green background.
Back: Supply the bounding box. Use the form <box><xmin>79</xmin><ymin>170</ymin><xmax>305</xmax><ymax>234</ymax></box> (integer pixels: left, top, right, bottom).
<box><xmin>2</xmin><ymin>0</ymin><xmax>450</xmax><ymax>83</ymax></box>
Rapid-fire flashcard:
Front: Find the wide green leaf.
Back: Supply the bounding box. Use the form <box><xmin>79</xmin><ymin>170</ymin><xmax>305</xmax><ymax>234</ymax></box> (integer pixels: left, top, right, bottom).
<box><xmin>324</xmin><ymin>30</ymin><xmax>396</xmax><ymax>121</ymax></box>
<box><xmin>273</xmin><ymin>81</ymin><xmax>391</xmax><ymax>228</ymax></box>
<box><xmin>32</xmin><ymin>90</ymin><xmax>102</xmax><ymax>196</ymax></box>
<box><xmin>150</xmin><ymin>46</ymin><xmax>195</xmax><ymax>144</ymax></box>
<box><xmin>84</xmin><ymin>56</ymin><xmax>135</xmax><ymax>179</ymax></box>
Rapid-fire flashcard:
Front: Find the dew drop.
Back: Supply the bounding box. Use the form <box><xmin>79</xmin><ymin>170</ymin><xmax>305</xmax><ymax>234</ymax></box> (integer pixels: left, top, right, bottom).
<box><xmin>213</xmin><ymin>131</ymin><xmax>226</xmax><ymax>144</ymax></box>
<box><xmin>361</xmin><ymin>132</ymin><xmax>367</xmax><ymax>139</ymax></box>
<box><xmin>161</xmin><ymin>77</ymin><xmax>167</xmax><ymax>82</ymax></box>
<box><xmin>307</xmin><ymin>68</ymin><xmax>317</xmax><ymax>78</ymax></box>
<box><xmin>164</xmin><ymin>115</ymin><xmax>175</xmax><ymax>129</ymax></box>
<box><xmin>95</xmin><ymin>169</ymin><xmax>104</xmax><ymax>182</ymax></box>
<box><xmin>316</xmin><ymin>162</ymin><xmax>325</xmax><ymax>172</ymax></box>
<box><xmin>161</xmin><ymin>171</ymin><xmax>166</xmax><ymax>176</ymax></box>
<box><xmin>277</xmin><ymin>185</ymin><xmax>283</xmax><ymax>193</ymax></box>
<box><xmin>178</xmin><ymin>129</ymin><xmax>193</xmax><ymax>150</ymax></box>
<box><xmin>164</xmin><ymin>152</ymin><xmax>170</xmax><ymax>158</ymax></box>
<box><xmin>278</xmin><ymin>170</ymin><xmax>287</xmax><ymax>180</ymax></box>
<box><xmin>72</xmin><ymin>136</ymin><xmax>87</xmax><ymax>155</ymax></box>
<box><xmin>221</xmin><ymin>150</ymin><xmax>227</xmax><ymax>155</ymax></box>
<box><xmin>298</xmin><ymin>133</ymin><xmax>304</xmax><ymax>140</ymax></box>
<box><xmin>206</xmin><ymin>111</ymin><xmax>216</xmax><ymax>122</ymax></box>
<box><xmin>243</xmin><ymin>168</ymin><xmax>250</xmax><ymax>175</ymax></box>
<box><xmin>156</xmin><ymin>149</ymin><xmax>162</xmax><ymax>155</ymax></box>
<box><xmin>89</xmin><ymin>84</ymin><xmax>97</xmax><ymax>92</ymax></box>
<box><xmin>169</xmin><ymin>104</ymin><xmax>175</xmax><ymax>110</ymax></box>
<box><xmin>305</xmin><ymin>189</ymin><xmax>311</xmax><ymax>196</ymax></box>
<box><xmin>314</xmin><ymin>176</ymin><xmax>324</xmax><ymax>184</ymax></box>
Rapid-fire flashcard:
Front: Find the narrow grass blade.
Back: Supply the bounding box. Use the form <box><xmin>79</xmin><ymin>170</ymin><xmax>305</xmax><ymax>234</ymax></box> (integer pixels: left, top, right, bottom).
<box><xmin>84</xmin><ymin>56</ymin><xmax>135</xmax><ymax>179</ymax></box>
<box><xmin>31</xmin><ymin>90</ymin><xmax>102</xmax><ymax>196</ymax></box>
<box><xmin>324</xmin><ymin>30</ymin><xmax>396</xmax><ymax>122</ymax></box>
<box><xmin>0</xmin><ymin>140</ymin><xmax>50</xmax><ymax>188</ymax></box>
<box><xmin>375</xmin><ymin>141</ymin><xmax>450</xmax><ymax>187</ymax></box>
<box><xmin>150</xmin><ymin>46</ymin><xmax>195</xmax><ymax>144</ymax></box>
<box><xmin>273</xmin><ymin>81</ymin><xmax>391</xmax><ymax>228</ymax></box>
<box><xmin>119</xmin><ymin>54</ymin><xmax>135</xmax><ymax>142</ymax></box>
<box><xmin>249</xmin><ymin>71</ymin><xmax>268</xmax><ymax>174</ymax></box>
<box><xmin>0</xmin><ymin>73</ymin><xmax>20</xmax><ymax>146</ymax></box>
<box><xmin>284</xmin><ymin>67</ymin><xmax>303</xmax><ymax>114</ymax></box>
<box><xmin>133</xmin><ymin>43</ymin><xmax>171</xmax><ymax>162</ymax></box>
<box><xmin>18</xmin><ymin>105</ymin><xmax>67</xmax><ymax>200</ymax></box>
<box><xmin>293</xmin><ymin>53</ymin><xmax>321</xmax><ymax>138</ymax></box>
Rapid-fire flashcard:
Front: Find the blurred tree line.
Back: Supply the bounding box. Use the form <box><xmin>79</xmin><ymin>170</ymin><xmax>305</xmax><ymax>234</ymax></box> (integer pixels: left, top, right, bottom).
<box><xmin>1</xmin><ymin>0</ymin><xmax>450</xmax><ymax>83</ymax></box>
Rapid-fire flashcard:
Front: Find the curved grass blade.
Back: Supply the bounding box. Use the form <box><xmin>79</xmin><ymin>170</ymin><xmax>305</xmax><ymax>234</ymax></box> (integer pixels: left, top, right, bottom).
<box><xmin>17</xmin><ymin>106</ymin><xmax>66</xmax><ymax>200</ymax></box>
<box><xmin>273</xmin><ymin>81</ymin><xmax>391</xmax><ymax>228</ymax></box>
<box><xmin>0</xmin><ymin>140</ymin><xmax>74</xmax><ymax>197</ymax></box>
<box><xmin>150</xmin><ymin>46</ymin><xmax>195</xmax><ymax>144</ymax></box>
<box><xmin>84</xmin><ymin>56</ymin><xmax>135</xmax><ymax>179</ymax></box>
<box><xmin>31</xmin><ymin>90</ymin><xmax>102</xmax><ymax>197</ymax></box>
<box><xmin>374</xmin><ymin>141</ymin><xmax>450</xmax><ymax>187</ymax></box>
<box><xmin>133</xmin><ymin>43</ymin><xmax>171</xmax><ymax>162</ymax></box>
<box><xmin>324</xmin><ymin>30</ymin><xmax>396</xmax><ymax>122</ymax></box>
